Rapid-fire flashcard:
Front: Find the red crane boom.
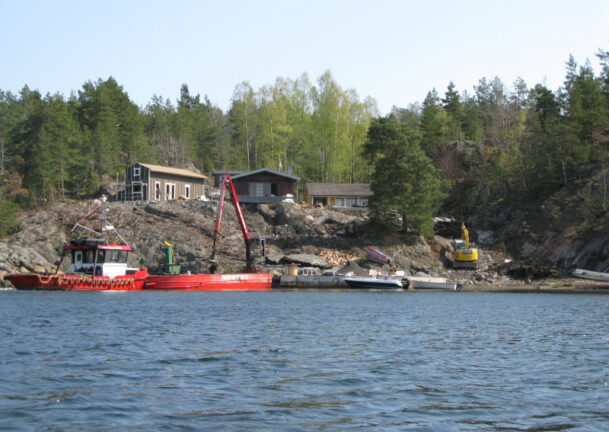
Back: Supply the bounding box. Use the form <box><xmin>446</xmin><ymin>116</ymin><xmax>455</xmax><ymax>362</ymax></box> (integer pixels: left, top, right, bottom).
<box><xmin>209</xmin><ymin>175</ymin><xmax>254</xmax><ymax>273</ymax></box>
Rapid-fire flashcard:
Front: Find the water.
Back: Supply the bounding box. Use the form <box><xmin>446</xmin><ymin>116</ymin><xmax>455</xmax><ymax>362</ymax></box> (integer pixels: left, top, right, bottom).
<box><xmin>1</xmin><ymin>290</ymin><xmax>608</xmax><ymax>431</ymax></box>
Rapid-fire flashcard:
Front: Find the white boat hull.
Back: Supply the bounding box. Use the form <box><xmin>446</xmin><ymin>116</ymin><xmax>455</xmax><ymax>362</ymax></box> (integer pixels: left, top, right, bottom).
<box><xmin>406</xmin><ymin>277</ymin><xmax>459</xmax><ymax>291</ymax></box>
<box><xmin>573</xmin><ymin>269</ymin><xmax>609</xmax><ymax>282</ymax></box>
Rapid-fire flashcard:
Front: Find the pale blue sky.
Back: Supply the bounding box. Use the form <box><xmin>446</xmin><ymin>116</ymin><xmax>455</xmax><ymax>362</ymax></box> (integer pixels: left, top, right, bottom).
<box><xmin>1</xmin><ymin>0</ymin><xmax>608</xmax><ymax>114</ymax></box>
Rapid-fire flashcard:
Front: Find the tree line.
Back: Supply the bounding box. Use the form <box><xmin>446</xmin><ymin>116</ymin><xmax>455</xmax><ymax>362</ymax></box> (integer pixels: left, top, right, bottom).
<box><xmin>0</xmin><ymin>71</ymin><xmax>377</xmax><ymax>204</ymax></box>
<box><xmin>1</xmin><ymin>47</ymin><xmax>608</xmax><ymax>237</ymax></box>
<box><xmin>367</xmin><ymin>48</ymin><xmax>609</xmax><ymax>235</ymax></box>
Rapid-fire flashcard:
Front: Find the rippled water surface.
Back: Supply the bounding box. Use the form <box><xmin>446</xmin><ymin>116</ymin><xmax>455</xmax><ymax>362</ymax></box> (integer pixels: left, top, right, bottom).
<box><xmin>1</xmin><ymin>290</ymin><xmax>608</xmax><ymax>431</ymax></box>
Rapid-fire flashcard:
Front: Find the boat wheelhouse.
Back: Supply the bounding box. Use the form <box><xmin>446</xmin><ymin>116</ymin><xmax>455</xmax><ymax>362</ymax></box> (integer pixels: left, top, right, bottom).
<box><xmin>65</xmin><ymin>239</ymin><xmax>133</xmax><ymax>278</ymax></box>
<box><xmin>4</xmin><ymin>196</ymin><xmax>148</xmax><ymax>291</ymax></box>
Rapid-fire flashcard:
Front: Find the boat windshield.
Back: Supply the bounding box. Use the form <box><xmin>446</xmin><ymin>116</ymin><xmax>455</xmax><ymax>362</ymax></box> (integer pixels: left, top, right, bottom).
<box><xmin>104</xmin><ymin>249</ymin><xmax>128</xmax><ymax>263</ymax></box>
<box><xmin>79</xmin><ymin>249</ymin><xmax>128</xmax><ymax>264</ymax></box>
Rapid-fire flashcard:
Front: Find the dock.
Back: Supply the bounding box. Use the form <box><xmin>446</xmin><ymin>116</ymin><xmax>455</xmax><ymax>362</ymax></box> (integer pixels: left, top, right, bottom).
<box><xmin>278</xmin><ymin>275</ymin><xmax>348</xmax><ymax>288</ymax></box>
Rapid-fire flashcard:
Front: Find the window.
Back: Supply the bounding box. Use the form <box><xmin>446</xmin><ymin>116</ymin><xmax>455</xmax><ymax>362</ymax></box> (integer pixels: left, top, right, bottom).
<box><xmin>335</xmin><ymin>198</ymin><xmax>343</xmax><ymax>207</ymax></box>
<box><xmin>155</xmin><ymin>182</ymin><xmax>161</xmax><ymax>200</ymax></box>
<box><xmin>250</xmin><ymin>182</ymin><xmax>265</xmax><ymax>197</ymax></box>
<box><xmin>96</xmin><ymin>250</ymin><xmax>105</xmax><ymax>263</ymax></box>
<box><xmin>118</xmin><ymin>251</ymin><xmax>128</xmax><ymax>263</ymax></box>
<box><xmin>85</xmin><ymin>250</ymin><xmax>95</xmax><ymax>263</ymax></box>
<box><xmin>133</xmin><ymin>166</ymin><xmax>141</xmax><ymax>179</ymax></box>
<box><xmin>166</xmin><ymin>183</ymin><xmax>176</xmax><ymax>200</ymax></box>
<box><xmin>106</xmin><ymin>250</ymin><xmax>120</xmax><ymax>263</ymax></box>
<box><xmin>185</xmin><ymin>184</ymin><xmax>191</xmax><ymax>199</ymax></box>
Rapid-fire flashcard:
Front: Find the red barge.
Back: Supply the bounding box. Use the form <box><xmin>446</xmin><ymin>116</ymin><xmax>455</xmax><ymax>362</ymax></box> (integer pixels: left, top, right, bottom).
<box><xmin>5</xmin><ymin>196</ymin><xmax>148</xmax><ymax>291</ymax></box>
<box><xmin>145</xmin><ymin>273</ymin><xmax>271</xmax><ymax>291</ymax></box>
<box><xmin>144</xmin><ymin>174</ymin><xmax>272</xmax><ymax>291</ymax></box>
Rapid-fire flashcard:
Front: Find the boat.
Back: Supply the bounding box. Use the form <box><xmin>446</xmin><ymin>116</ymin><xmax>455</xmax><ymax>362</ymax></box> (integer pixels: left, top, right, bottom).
<box><xmin>366</xmin><ymin>246</ymin><xmax>390</xmax><ymax>265</ymax></box>
<box><xmin>343</xmin><ymin>275</ymin><xmax>404</xmax><ymax>290</ymax></box>
<box><xmin>145</xmin><ymin>273</ymin><xmax>272</xmax><ymax>291</ymax></box>
<box><xmin>144</xmin><ymin>174</ymin><xmax>272</xmax><ymax>291</ymax></box>
<box><xmin>4</xmin><ymin>196</ymin><xmax>148</xmax><ymax>291</ymax></box>
<box><xmin>405</xmin><ymin>276</ymin><xmax>460</xmax><ymax>291</ymax></box>
<box><xmin>572</xmin><ymin>268</ymin><xmax>609</xmax><ymax>282</ymax></box>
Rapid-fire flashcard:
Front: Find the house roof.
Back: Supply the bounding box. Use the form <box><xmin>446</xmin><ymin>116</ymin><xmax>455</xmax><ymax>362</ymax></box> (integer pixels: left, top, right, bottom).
<box><xmin>306</xmin><ymin>182</ymin><xmax>373</xmax><ymax>197</ymax></box>
<box><xmin>138</xmin><ymin>163</ymin><xmax>208</xmax><ymax>180</ymax></box>
<box><xmin>231</xmin><ymin>168</ymin><xmax>300</xmax><ymax>181</ymax></box>
<box><xmin>211</xmin><ymin>170</ymin><xmax>247</xmax><ymax>177</ymax></box>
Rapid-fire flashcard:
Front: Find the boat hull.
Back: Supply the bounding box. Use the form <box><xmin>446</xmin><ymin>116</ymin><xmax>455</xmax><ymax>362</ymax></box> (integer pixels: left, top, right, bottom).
<box><xmin>144</xmin><ymin>273</ymin><xmax>272</xmax><ymax>291</ymax></box>
<box><xmin>406</xmin><ymin>277</ymin><xmax>458</xmax><ymax>291</ymax></box>
<box><xmin>4</xmin><ymin>269</ymin><xmax>148</xmax><ymax>291</ymax></box>
<box><xmin>572</xmin><ymin>268</ymin><xmax>609</xmax><ymax>282</ymax></box>
<box><xmin>343</xmin><ymin>276</ymin><xmax>403</xmax><ymax>290</ymax></box>
<box><xmin>366</xmin><ymin>246</ymin><xmax>390</xmax><ymax>265</ymax></box>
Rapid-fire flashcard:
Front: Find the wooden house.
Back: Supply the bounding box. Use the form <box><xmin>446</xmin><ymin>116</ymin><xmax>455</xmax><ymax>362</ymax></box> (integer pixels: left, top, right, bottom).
<box><xmin>124</xmin><ymin>163</ymin><xmax>208</xmax><ymax>201</ymax></box>
<box><xmin>304</xmin><ymin>183</ymin><xmax>372</xmax><ymax>209</ymax></box>
<box><xmin>212</xmin><ymin>168</ymin><xmax>300</xmax><ymax>203</ymax></box>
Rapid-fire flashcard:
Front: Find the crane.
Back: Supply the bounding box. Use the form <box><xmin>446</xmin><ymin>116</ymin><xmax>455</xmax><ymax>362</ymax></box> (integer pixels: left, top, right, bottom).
<box><xmin>209</xmin><ymin>175</ymin><xmax>262</xmax><ymax>273</ymax></box>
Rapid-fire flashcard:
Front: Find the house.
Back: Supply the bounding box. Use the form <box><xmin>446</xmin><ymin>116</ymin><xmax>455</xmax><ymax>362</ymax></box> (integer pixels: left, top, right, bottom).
<box><xmin>304</xmin><ymin>183</ymin><xmax>372</xmax><ymax>209</ymax></box>
<box><xmin>124</xmin><ymin>163</ymin><xmax>208</xmax><ymax>201</ymax></box>
<box><xmin>212</xmin><ymin>168</ymin><xmax>300</xmax><ymax>204</ymax></box>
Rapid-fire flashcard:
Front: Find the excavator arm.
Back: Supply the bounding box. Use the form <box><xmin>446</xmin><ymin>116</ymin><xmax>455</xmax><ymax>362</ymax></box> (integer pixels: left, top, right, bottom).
<box><xmin>461</xmin><ymin>223</ymin><xmax>470</xmax><ymax>249</ymax></box>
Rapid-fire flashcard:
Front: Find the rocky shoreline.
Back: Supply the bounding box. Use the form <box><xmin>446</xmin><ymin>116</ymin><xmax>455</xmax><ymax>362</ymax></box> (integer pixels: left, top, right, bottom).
<box><xmin>1</xmin><ymin>198</ymin><xmax>608</xmax><ymax>293</ymax></box>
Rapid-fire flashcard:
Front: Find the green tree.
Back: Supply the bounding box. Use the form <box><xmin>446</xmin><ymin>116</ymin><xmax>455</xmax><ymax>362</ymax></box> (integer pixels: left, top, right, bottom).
<box><xmin>419</xmin><ymin>89</ymin><xmax>446</xmax><ymax>158</ymax></box>
<box><xmin>566</xmin><ymin>60</ymin><xmax>608</xmax><ymax>160</ymax></box>
<box><xmin>364</xmin><ymin>116</ymin><xmax>448</xmax><ymax>237</ymax></box>
<box><xmin>311</xmin><ymin>70</ymin><xmax>344</xmax><ymax>182</ymax></box>
<box><xmin>228</xmin><ymin>82</ymin><xmax>257</xmax><ymax>170</ymax></box>
<box><xmin>0</xmin><ymin>197</ymin><xmax>18</xmax><ymax>237</ymax></box>
<box><xmin>77</xmin><ymin>77</ymin><xmax>151</xmax><ymax>182</ymax></box>
<box><xmin>145</xmin><ymin>95</ymin><xmax>178</xmax><ymax>166</ymax></box>
<box><xmin>442</xmin><ymin>81</ymin><xmax>464</xmax><ymax>142</ymax></box>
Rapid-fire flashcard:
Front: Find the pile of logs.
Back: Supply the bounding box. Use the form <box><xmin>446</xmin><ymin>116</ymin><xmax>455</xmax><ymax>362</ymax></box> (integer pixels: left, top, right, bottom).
<box><xmin>320</xmin><ymin>249</ymin><xmax>359</xmax><ymax>267</ymax></box>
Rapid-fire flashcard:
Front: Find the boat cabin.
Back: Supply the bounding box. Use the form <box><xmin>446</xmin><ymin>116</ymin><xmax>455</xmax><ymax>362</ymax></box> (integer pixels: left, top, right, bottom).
<box><xmin>64</xmin><ymin>239</ymin><xmax>132</xmax><ymax>278</ymax></box>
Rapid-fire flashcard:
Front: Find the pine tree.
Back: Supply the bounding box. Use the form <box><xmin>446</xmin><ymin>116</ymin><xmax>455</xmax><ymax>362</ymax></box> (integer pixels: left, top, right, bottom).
<box><xmin>364</xmin><ymin>116</ymin><xmax>448</xmax><ymax>237</ymax></box>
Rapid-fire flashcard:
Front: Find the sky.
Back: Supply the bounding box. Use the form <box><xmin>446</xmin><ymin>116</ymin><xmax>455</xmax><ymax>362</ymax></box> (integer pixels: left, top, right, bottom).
<box><xmin>1</xmin><ymin>0</ymin><xmax>608</xmax><ymax>114</ymax></box>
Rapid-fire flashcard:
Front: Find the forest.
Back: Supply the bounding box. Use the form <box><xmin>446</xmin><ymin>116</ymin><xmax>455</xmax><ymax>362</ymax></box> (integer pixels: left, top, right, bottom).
<box><xmin>1</xmin><ymin>47</ymin><xmax>608</xmax><ymax>237</ymax></box>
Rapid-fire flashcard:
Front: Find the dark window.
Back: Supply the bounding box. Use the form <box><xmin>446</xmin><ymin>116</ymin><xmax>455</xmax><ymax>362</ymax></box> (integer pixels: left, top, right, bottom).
<box><xmin>85</xmin><ymin>250</ymin><xmax>95</xmax><ymax>263</ymax></box>
<box><xmin>118</xmin><ymin>251</ymin><xmax>128</xmax><ymax>263</ymax></box>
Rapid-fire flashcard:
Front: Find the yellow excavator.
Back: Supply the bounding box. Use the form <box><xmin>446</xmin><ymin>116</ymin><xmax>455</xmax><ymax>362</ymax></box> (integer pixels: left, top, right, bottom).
<box><xmin>454</xmin><ymin>223</ymin><xmax>478</xmax><ymax>269</ymax></box>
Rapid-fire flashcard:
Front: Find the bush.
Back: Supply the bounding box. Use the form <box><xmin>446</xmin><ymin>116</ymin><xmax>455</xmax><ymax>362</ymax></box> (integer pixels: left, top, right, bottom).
<box><xmin>0</xmin><ymin>198</ymin><xmax>19</xmax><ymax>237</ymax></box>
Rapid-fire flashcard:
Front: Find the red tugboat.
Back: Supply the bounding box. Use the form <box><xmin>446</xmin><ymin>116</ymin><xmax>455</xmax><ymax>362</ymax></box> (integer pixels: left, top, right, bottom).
<box><xmin>144</xmin><ymin>175</ymin><xmax>272</xmax><ymax>291</ymax></box>
<box><xmin>5</xmin><ymin>196</ymin><xmax>148</xmax><ymax>291</ymax></box>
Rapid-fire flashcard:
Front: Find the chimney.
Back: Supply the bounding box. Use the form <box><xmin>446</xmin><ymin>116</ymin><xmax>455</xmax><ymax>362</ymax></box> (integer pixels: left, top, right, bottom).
<box><xmin>287</xmin><ymin>165</ymin><xmax>293</xmax><ymax>175</ymax></box>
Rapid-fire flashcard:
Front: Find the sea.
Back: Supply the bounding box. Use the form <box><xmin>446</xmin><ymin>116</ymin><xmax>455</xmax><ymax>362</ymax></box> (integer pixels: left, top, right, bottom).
<box><xmin>1</xmin><ymin>290</ymin><xmax>608</xmax><ymax>431</ymax></box>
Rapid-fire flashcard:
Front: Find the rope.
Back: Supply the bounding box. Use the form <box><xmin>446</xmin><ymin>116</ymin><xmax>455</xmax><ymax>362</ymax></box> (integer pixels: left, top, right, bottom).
<box><xmin>38</xmin><ymin>275</ymin><xmax>55</xmax><ymax>286</ymax></box>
